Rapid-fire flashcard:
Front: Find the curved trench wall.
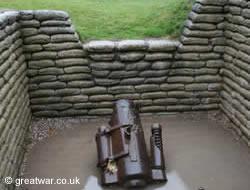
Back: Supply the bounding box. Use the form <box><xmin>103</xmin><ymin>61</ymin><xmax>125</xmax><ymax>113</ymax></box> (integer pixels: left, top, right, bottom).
<box><xmin>0</xmin><ymin>0</ymin><xmax>249</xmax><ymax>189</ymax></box>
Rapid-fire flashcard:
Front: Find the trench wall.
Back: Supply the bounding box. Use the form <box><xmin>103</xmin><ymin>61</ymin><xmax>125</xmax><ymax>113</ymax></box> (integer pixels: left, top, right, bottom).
<box><xmin>24</xmin><ymin>3</ymin><xmax>226</xmax><ymax>117</ymax></box>
<box><xmin>0</xmin><ymin>12</ymin><xmax>32</xmax><ymax>190</ymax></box>
<box><xmin>0</xmin><ymin>0</ymin><xmax>250</xmax><ymax>188</ymax></box>
<box><xmin>221</xmin><ymin>0</ymin><xmax>250</xmax><ymax>142</ymax></box>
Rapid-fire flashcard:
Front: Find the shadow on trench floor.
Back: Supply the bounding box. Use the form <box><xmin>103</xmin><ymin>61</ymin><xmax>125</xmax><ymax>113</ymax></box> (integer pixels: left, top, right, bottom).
<box><xmin>20</xmin><ymin>113</ymin><xmax>249</xmax><ymax>190</ymax></box>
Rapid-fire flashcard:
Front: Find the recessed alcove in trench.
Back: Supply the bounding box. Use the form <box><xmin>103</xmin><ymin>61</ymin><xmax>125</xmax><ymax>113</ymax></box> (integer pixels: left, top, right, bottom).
<box><xmin>0</xmin><ymin>0</ymin><xmax>249</xmax><ymax>190</ymax></box>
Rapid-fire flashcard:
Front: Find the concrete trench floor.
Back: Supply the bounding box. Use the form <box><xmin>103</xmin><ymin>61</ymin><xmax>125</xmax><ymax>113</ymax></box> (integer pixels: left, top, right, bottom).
<box><xmin>20</xmin><ymin>113</ymin><xmax>250</xmax><ymax>190</ymax></box>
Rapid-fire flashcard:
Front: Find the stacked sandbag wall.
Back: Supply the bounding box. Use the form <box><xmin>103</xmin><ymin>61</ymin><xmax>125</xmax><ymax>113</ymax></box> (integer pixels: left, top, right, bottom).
<box><xmin>18</xmin><ymin>11</ymin><xmax>90</xmax><ymax>117</ymax></box>
<box><xmin>84</xmin><ymin>39</ymin><xmax>221</xmax><ymax>115</ymax></box>
<box><xmin>0</xmin><ymin>11</ymin><xmax>32</xmax><ymax>190</ymax></box>
<box><xmin>221</xmin><ymin>0</ymin><xmax>250</xmax><ymax>143</ymax></box>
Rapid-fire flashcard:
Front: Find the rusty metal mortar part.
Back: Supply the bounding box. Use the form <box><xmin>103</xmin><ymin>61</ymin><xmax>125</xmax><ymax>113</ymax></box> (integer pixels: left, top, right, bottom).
<box><xmin>95</xmin><ymin>99</ymin><xmax>167</xmax><ymax>188</ymax></box>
